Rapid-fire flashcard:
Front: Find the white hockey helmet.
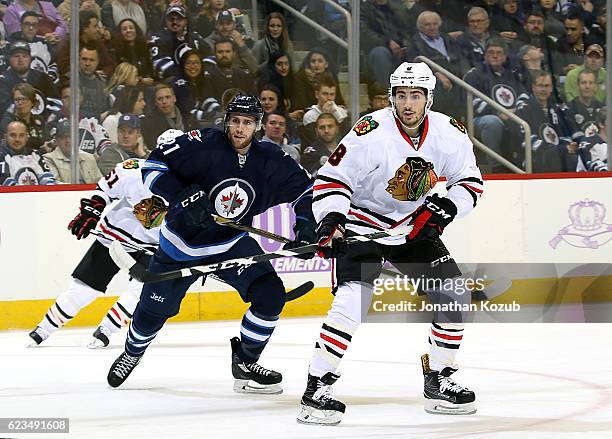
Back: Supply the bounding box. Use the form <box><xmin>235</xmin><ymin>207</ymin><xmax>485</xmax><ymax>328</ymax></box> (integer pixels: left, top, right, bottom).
<box><xmin>156</xmin><ymin>129</ymin><xmax>184</xmax><ymax>147</ymax></box>
<box><xmin>389</xmin><ymin>62</ymin><xmax>436</xmax><ymax>128</ymax></box>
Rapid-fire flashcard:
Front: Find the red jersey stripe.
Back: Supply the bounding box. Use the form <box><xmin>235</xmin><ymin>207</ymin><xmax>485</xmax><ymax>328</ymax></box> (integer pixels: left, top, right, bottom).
<box><xmin>100</xmin><ymin>223</ymin><xmax>126</xmax><ymax>242</ymax></box>
<box><xmin>314</xmin><ymin>183</ymin><xmax>351</xmax><ymax>191</ymax></box>
<box><xmin>460</xmin><ymin>183</ymin><xmax>483</xmax><ymax>194</ymax></box>
<box><xmin>348</xmin><ymin>210</ymin><xmax>384</xmax><ymax>228</ymax></box>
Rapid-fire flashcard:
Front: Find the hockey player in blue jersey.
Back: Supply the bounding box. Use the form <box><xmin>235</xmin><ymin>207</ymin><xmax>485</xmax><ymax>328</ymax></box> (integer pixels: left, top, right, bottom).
<box><xmin>107</xmin><ymin>95</ymin><xmax>315</xmax><ymax>394</ymax></box>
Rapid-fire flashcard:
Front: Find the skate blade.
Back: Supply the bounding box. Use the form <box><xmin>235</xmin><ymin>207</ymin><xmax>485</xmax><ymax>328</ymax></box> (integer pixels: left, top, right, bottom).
<box><xmin>296</xmin><ymin>405</ymin><xmax>342</xmax><ymax>426</ymax></box>
<box><xmin>424</xmin><ymin>399</ymin><xmax>477</xmax><ymax>415</ymax></box>
<box><xmin>233</xmin><ymin>379</ymin><xmax>283</xmax><ymax>395</ymax></box>
<box><xmin>87</xmin><ymin>338</ymin><xmax>108</xmax><ymax>349</ymax></box>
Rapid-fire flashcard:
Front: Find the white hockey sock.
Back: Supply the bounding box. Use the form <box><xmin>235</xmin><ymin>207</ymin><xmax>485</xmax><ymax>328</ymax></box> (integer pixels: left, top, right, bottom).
<box><xmin>309</xmin><ymin>281</ymin><xmax>370</xmax><ymax>377</ymax></box>
<box><xmin>309</xmin><ymin>317</ymin><xmax>356</xmax><ymax>377</ymax></box>
<box><xmin>98</xmin><ymin>280</ymin><xmax>142</xmax><ymax>334</ymax></box>
<box><xmin>428</xmin><ymin>322</ymin><xmax>464</xmax><ymax>371</ymax></box>
<box><xmin>37</xmin><ymin>279</ymin><xmax>100</xmax><ymax>334</ymax></box>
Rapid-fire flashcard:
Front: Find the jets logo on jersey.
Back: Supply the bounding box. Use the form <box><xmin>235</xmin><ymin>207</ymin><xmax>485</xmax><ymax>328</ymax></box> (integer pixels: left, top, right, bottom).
<box><xmin>540</xmin><ymin>123</ymin><xmax>559</xmax><ymax>146</ymax></box>
<box><xmin>15</xmin><ymin>167</ymin><xmax>39</xmax><ymax>185</ymax></box>
<box><xmin>492</xmin><ymin>84</ymin><xmax>516</xmax><ymax>108</ymax></box>
<box><xmin>386</xmin><ymin>157</ymin><xmax>438</xmax><ymax>201</ymax></box>
<box><xmin>449</xmin><ymin>117</ymin><xmax>466</xmax><ymax>134</ymax></box>
<box><xmin>33</xmin><ymin>91</ymin><xmax>46</xmax><ymax>116</ymax></box>
<box><xmin>122</xmin><ymin>159</ymin><xmax>140</xmax><ymax>169</ymax></box>
<box><xmin>209</xmin><ymin>178</ymin><xmax>255</xmax><ymax>220</ymax></box>
<box><xmin>353</xmin><ymin>115</ymin><xmax>379</xmax><ymax>136</ymax></box>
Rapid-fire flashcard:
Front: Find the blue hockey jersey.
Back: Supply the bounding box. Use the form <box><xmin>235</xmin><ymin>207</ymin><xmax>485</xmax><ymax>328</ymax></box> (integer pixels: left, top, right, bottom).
<box><xmin>142</xmin><ymin>128</ymin><xmax>313</xmax><ymax>261</ymax></box>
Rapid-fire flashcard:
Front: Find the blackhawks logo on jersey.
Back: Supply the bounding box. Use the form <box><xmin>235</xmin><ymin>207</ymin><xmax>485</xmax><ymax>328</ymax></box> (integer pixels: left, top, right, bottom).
<box><xmin>386</xmin><ymin>157</ymin><xmax>438</xmax><ymax>201</ymax></box>
<box><xmin>353</xmin><ymin>115</ymin><xmax>379</xmax><ymax>136</ymax></box>
<box><xmin>122</xmin><ymin>159</ymin><xmax>140</xmax><ymax>169</ymax></box>
<box><xmin>449</xmin><ymin>117</ymin><xmax>466</xmax><ymax>134</ymax></box>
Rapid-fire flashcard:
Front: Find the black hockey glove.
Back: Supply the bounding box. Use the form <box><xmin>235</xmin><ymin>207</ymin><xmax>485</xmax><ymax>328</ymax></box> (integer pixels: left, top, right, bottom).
<box><xmin>316</xmin><ymin>212</ymin><xmax>347</xmax><ymax>259</ymax></box>
<box><xmin>283</xmin><ymin>219</ymin><xmax>316</xmax><ymax>259</ymax></box>
<box><xmin>408</xmin><ymin>194</ymin><xmax>457</xmax><ymax>241</ymax></box>
<box><xmin>68</xmin><ymin>195</ymin><xmax>106</xmax><ymax>239</ymax></box>
<box><xmin>171</xmin><ymin>185</ymin><xmax>216</xmax><ymax>229</ymax></box>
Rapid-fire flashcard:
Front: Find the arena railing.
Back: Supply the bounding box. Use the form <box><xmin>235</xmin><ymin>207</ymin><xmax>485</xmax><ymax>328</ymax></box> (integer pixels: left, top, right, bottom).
<box><xmin>416</xmin><ymin>55</ymin><xmax>532</xmax><ymax>174</ymax></box>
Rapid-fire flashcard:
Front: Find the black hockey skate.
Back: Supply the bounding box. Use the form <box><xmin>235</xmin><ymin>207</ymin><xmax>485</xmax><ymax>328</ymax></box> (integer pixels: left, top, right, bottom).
<box><xmin>297</xmin><ymin>372</ymin><xmax>346</xmax><ymax>425</ymax></box>
<box><xmin>230</xmin><ymin>337</ymin><xmax>282</xmax><ymax>394</ymax></box>
<box><xmin>88</xmin><ymin>326</ymin><xmax>110</xmax><ymax>349</ymax></box>
<box><xmin>421</xmin><ymin>354</ymin><xmax>476</xmax><ymax>415</ymax></box>
<box><xmin>28</xmin><ymin>326</ymin><xmax>49</xmax><ymax>346</ymax></box>
<box><xmin>107</xmin><ymin>351</ymin><xmax>142</xmax><ymax>388</ymax></box>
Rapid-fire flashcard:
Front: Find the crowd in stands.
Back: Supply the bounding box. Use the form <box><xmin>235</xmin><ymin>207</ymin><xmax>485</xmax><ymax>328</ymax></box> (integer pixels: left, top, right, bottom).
<box><xmin>0</xmin><ymin>0</ymin><xmax>608</xmax><ymax>186</ymax></box>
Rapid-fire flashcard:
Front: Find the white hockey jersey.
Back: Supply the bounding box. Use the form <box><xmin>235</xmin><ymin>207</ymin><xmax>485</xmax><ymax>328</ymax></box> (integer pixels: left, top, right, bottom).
<box><xmin>93</xmin><ymin>158</ymin><xmax>160</xmax><ymax>252</ymax></box>
<box><xmin>313</xmin><ymin>108</ymin><xmax>483</xmax><ymax>245</ymax></box>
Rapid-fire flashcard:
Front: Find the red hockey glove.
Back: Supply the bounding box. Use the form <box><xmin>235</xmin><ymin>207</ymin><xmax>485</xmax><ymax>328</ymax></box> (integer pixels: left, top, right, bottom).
<box><xmin>316</xmin><ymin>212</ymin><xmax>347</xmax><ymax>259</ymax></box>
<box><xmin>408</xmin><ymin>194</ymin><xmax>457</xmax><ymax>241</ymax></box>
<box><xmin>68</xmin><ymin>195</ymin><xmax>106</xmax><ymax>239</ymax></box>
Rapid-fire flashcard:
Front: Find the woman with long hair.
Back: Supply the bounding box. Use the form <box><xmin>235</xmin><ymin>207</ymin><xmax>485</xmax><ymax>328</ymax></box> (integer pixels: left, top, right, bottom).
<box><xmin>252</xmin><ymin>12</ymin><xmax>294</xmax><ymax>70</ymax></box>
<box><xmin>101</xmin><ymin>0</ymin><xmax>147</xmax><ymax>35</ymax></box>
<box><xmin>292</xmin><ymin>47</ymin><xmax>344</xmax><ymax>110</ymax></box>
<box><xmin>259</xmin><ymin>84</ymin><xmax>286</xmax><ymax>115</ymax></box>
<box><xmin>172</xmin><ymin>49</ymin><xmax>220</xmax><ymax>129</ymax></box>
<box><xmin>111</xmin><ymin>18</ymin><xmax>154</xmax><ymax>84</ymax></box>
<box><xmin>257</xmin><ymin>52</ymin><xmax>292</xmax><ymax>98</ymax></box>
<box><xmin>0</xmin><ymin>83</ymin><xmax>51</xmax><ymax>152</ymax></box>
<box><xmin>101</xmin><ymin>85</ymin><xmax>146</xmax><ymax>144</ymax></box>
<box><xmin>105</xmin><ymin>62</ymin><xmax>140</xmax><ymax>109</ymax></box>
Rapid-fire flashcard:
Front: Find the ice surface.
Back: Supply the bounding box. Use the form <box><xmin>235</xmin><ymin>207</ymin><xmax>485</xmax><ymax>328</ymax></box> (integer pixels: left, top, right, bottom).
<box><xmin>2</xmin><ymin>319</ymin><xmax>611</xmax><ymax>439</ymax></box>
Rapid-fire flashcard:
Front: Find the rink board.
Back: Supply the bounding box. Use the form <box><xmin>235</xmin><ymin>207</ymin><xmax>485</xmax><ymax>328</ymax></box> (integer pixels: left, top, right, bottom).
<box><xmin>1</xmin><ymin>173</ymin><xmax>611</xmax><ymax>330</ymax></box>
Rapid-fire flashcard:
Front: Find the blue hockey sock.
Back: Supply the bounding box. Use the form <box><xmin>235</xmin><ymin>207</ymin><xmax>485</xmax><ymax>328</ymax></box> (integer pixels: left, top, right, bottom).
<box><xmin>238</xmin><ymin>308</ymin><xmax>279</xmax><ymax>363</ymax></box>
<box><xmin>125</xmin><ymin>305</ymin><xmax>167</xmax><ymax>357</ymax></box>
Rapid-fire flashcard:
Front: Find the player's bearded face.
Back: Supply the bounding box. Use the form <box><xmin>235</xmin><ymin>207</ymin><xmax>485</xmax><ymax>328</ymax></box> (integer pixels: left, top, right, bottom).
<box><xmin>228</xmin><ymin>115</ymin><xmax>257</xmax><ymax>151</ymax></box>
<box><xmin>394</xmin><ymin>88</ymin><xmax>426</xmax><ymax>129</ymax></box>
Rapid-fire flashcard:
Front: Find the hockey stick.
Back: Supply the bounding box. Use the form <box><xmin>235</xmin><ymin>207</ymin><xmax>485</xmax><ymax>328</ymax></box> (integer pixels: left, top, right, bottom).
<box><xmin>91</xmin><ymin>230</ymin><xmax>314</xmax><ymax>301</ymax></box>
<box><xmin>110</xmin><ymin>226</ymin><xmax>413</xmax><ymax>283</ymax></box>
<box><xmin>212</xmin><ymin>215</ymin><xmax>293</xmax><ymax>244</ymax></box>
<box><xmin>90</xmin><ymin>230</ymin><xmax>155</xmax><ymax>255</ymax></box>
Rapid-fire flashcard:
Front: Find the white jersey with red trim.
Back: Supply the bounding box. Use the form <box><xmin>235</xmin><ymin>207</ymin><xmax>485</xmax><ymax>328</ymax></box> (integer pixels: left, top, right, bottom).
<box><xmin>93</xmin><ymin>158</ymin><xmax>160</xmax><ymax>251</ymax></box>
<box><xmin>313</xmin><ymin>108</ymin><xmax>483</xmax><ymax>245</ymax></box>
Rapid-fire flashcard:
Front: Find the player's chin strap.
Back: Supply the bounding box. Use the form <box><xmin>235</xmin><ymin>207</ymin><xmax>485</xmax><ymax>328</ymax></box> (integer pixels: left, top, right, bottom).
<box><xmin>109</xmin><ymin>226</ymin><xmax>414</xmax><ymax>284</ymax></box>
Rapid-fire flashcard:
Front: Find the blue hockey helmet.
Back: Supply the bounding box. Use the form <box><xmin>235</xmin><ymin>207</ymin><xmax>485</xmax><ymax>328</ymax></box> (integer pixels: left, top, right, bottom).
<box><xmin>223</xmin><ymin>94</ymin><xmax>264</xmax><ymax>133</ymax></box>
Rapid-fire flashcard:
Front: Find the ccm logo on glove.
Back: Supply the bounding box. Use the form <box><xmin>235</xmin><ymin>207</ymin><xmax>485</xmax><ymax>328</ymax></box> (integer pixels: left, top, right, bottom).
<box><xmin>181</xmin><ymin>190</ymin><xmax>207</xmax><ymax>208</ymax></box>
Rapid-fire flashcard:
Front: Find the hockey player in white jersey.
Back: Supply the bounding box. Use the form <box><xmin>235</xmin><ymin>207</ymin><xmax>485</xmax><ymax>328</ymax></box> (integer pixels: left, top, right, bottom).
<box><xmin>27</xmin><ymin>132</ymin><xmax>181</xmax><ymax>347</ymax></box>
<box><xmin>297</xmin><ymin>63</ymin><xmax>484</xmax><ymax>425</ymax></box>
